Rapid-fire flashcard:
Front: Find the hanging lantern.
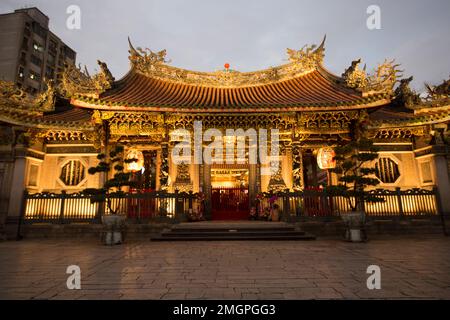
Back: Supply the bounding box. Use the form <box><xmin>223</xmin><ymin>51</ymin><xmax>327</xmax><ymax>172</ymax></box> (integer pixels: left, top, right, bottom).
<box><xmin>224</xmin><ymin>63</ymin><xmax>230</xmax><ymax>70</ymax></box>
<box><xmin>126</xmin><ymin>149</ymin><xmax>144</xmax><ymax>172</ymax></box>
<box><xmin>317</xmin><ymin>147</ymin><xmax>336</xmax><ymax>169</ymax></box>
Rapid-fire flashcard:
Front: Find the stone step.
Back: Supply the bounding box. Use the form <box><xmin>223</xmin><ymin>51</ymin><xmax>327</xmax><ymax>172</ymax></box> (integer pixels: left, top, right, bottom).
<box><xmin>161</xmin><ymin>230</ymin><xmax>307</xmax><ymax>237</ymax></box>
<box><xmin>151</xmin><ymin>234</ymin><xmax>316</xmax><ymax>241</ymax></box>
<box><xmin>151</xmin><ymin>221</ymin><xmax>316</xmax><ymax>241</ymax></box>
<box><xmin>170</xmin><ymin>226</ymin><xmax>297</xmax><ymax>233</ymax></box>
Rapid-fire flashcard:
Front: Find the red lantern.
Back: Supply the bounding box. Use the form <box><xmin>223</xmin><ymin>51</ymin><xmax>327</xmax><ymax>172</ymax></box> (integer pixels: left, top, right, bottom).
<box><xmin>317</xmin><ymin>147</ymin><xmax>336</xmax><ymax>170</ymax></box>
<box><xmin>224</xmin><ymin>63</ymin><xmax>230</xmax><ymax>70</ymax></box>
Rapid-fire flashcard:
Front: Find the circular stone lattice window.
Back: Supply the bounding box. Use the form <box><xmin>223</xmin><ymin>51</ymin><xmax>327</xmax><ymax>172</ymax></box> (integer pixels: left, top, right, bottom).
<box><xmin>375</xmin><ymin>157</ymin><xmax>400</xmax><ymax>183</ymax></box>
<box><xmin>60</xmin><ymin>160</ymin><xmax>86</xmax><ymax>186</ymax></box>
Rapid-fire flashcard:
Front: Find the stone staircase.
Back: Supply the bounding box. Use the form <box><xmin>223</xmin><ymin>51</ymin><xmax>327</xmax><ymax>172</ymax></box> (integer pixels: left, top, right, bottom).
<box><xmin>151</xmin><ymin>221</ymin><xmax>316</xmax><ymax>241</ymax></box>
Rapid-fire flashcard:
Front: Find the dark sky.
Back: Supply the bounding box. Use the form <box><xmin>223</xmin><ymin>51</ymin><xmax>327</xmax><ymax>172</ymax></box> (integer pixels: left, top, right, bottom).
<box><xmin>2</xmin><ymin>0</ymin><xmax>450</xmax><ymax>91</ymax></box>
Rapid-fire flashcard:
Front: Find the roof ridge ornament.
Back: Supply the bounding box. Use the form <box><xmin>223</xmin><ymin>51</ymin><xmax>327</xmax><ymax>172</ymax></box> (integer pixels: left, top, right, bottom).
<box><xmin>59</xmin><ymin>60</ymin><xmax>115</xmax><ymax>98</ymax></box>
<box><xmin>126</xmin><ymin>36</ymin><xmax>327</xmax><ymax>88</ymax></box>
<box><xmin>342</xmin><ymin>58</ymin><xmax>402</xmax><ymax>95</ymax></box>
<box><xmin>0</xmin><ymin>79</ymin><xmax>55</xmax><ymax>112</ymax></box>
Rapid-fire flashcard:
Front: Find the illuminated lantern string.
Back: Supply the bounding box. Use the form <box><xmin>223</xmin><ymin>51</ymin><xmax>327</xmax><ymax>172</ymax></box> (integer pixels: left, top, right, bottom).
<box><xmin>317</xmin><ymin>147</ymin><xmax>336</xmax><ymax>170</ymax></box>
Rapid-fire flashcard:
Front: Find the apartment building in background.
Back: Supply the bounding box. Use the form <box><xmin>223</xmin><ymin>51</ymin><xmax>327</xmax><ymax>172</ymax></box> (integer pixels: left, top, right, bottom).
<box><xmin>0</xmin><ymin>7</ymin><xmax>76</xmax><ymax>94</ymax></box>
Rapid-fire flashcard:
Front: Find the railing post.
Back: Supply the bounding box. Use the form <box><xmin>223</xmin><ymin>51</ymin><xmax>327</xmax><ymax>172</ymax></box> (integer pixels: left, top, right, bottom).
<box><xmin>174</xmin><ymin>190</ymin><xmax>180</xmax><ymax>221</ymax></box>
<box><xmin>396</xmin><ymin>187</ymin><xmax>404</xmax><ymax>219</ymax></box>
<box><xmin>188</xmin><ymin>191</ymin><xmax>193</xmax><ymax>211</ymax></box>
<box><xmin>434</xmin><ymin>186</ymin><xmax>448</xmax><ymax>236</ymax></box>
<box><xmin>282</xmin><ymin>189</ymin><xmax>290</xmax><ymax>222</ymax></box>
<box><xmin>59</xmin><ymin>191</ymin><xmax>67</xmax><ymax>224</ymax></box>
<box><xmin>95</xmin><ymin>197</ymin><xmax>105</xmax><ymax>223</ymax></box>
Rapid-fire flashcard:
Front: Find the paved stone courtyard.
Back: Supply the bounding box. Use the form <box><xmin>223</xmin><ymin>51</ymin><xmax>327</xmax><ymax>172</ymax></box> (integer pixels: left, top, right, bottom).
<box><xmin>0</xmin><ymin>236</ymin><xmax>449</xmax><ymax>300</ymax></box>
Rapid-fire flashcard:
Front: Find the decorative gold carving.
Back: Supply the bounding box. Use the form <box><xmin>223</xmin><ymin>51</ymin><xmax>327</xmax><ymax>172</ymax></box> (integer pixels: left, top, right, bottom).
<box><xmin>59</xmin><ymin>60</ymin><xmax>115</xmax><ymax>97</ymax></box>
<box><xmin>45</xmin><ymin>130</ymin><xmax>89</xmax><ymax>141</ymax></box>
<box><xmin>371</xmin><ymin>126</ymin><xmax>428</xmax><ymax>139</ymax></box>
<box><xmin>292</xmin><ymin>144</ymin><xmax>304</xmax><ymax>190</ymax></box>
<box><xmin>174</xmin><ymin>163</ymin><xmax>193</xmax><ymax>192</ymax></box>
<box><xmin>166</xmin><ymin>114</ymin><xmax>295</xmax><ymax>131</ymax></box>
<box><xmin>0</xmin><ymin>80</ymin><xmax>27</xmax><ymax>103</ymax></box>
<box><xmin>297</xmin><ymin>111</ymin><xmax>359</xmax><ymax>131</ymax></box>
<box><xmin>341</xmin><ymin>59</ymin><xmax>402</xmax><ymax>94</ymax></box>
<box><xmin>107</xmin><ymin>112</ymin><xmax>165</xmax><ymax>136</ymax></box>
<box><xmin>342</xmin><ymin>59</ymin><xmax>368</xmax><ymax>89</ymax></box>
<box><xmin>0</xmin><ymin>80</ymin><xmax>55</xmax><ymax>112</ymax></box>
<box><xmin>268</xmin><ymin>163</ymin><xmax>287</xmax><ymax>192</ymax></box>
<box><xmin>425</xmin><ymin>76</ymin><xmax>450</xmax><ymax>101</ymax></box>
<box><xmin>34</xmin><ymin>79</ymin><xmax>57</xmax><ymax>112</ymax></box>
<box><xmin>128</xmin><ymin>37</ymin><xmax>326</xmax><ymax>88</ymax></box>
<box><xmin>286</xmin><ymin>37</ymin><xmax>325</xmax><ymax>69</ymax></box>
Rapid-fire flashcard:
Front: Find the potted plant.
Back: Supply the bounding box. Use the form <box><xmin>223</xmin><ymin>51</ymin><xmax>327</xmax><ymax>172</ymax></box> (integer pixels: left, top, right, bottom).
<box><xmin>84</xmin><ymin>145</ymin><xmax>137</xmax><ymax>245</ymax></box>
<box><xmin>327</xmin><ymin>137</ymin><xmax>383</xmax><ymax>242</ymax></box>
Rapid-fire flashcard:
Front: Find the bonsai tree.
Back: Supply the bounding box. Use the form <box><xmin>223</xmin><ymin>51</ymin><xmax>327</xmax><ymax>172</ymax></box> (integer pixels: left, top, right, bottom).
<box><xmin>327</xmin><ymin>137</ymin><xmax>383</xmax><ymax>212</ymax></box>
<box><xmin>84</xmin><ymin>145</ymin><xmax>137</xmax><ymax>214</ymax></box>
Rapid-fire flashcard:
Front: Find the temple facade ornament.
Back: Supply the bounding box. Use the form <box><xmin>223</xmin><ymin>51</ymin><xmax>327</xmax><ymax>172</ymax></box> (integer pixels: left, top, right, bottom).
<box><xmin>391</xmin><ymin>76</ymin><xmax>422</xmax><ymax>108</ymax></box>
<box><xmin>173</xmin><ymin>163</ymin><xmax>193</xmax><ymax>192</ymax></box>
<box><xmin>34</xmin><ymin>79</ymin><xmax>57</xmax><ymax>112</ymax></box>
<box><xmin>267</xmin><ymin>162</ymin><xmax>287</xmax><ymax>192</ymax></box>
<box><xmin>60</xmin><ymin>60</ymin><xmax>115</xmax><ymax>97</ymax></box>
<box><xmin>342</xmin><ymin>58</ymin><xmax>368</xmax><ymax>89</ymax></box>
<box><xmin>341</xmin><ymin>59</ymin><xmax>402</xmax><ymax>94</ymax></box>
<box><xmin>425</xmin><ymin>76</ymin><xmax>450</xmax><ymax>102</ymax></box>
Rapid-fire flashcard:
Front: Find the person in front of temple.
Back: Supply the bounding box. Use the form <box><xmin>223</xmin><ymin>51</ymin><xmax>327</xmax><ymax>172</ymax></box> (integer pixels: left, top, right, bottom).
<box><xmin>249</xmin><ymin>205</ymin><xmax>257</xmax><ymax>220</ymax></box>
<box><xmin>271</xmin><ymin>204</ymin><xmax>280</xmax><ymax>221</ymax></box>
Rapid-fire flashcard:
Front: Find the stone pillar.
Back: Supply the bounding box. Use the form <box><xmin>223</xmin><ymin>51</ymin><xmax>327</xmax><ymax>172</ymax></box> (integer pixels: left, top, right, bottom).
<box><xmin>431</xmin><ymin>152</ymin><xmax>450</xmax><ymax>214</ymax></box>
<box><xmin>428</xmin><ymin>127</ymin><xmax>450</xmax><ymax>215</ymax></box>
<box><xmin>202</xmin><ymin>163</ymin><xmax>212</xmax><ymax>219</ymax></box>
<box><xmin>7</xmin><ymin>147</ymin><xmax>27</xmax><ymax>218</ymax></box>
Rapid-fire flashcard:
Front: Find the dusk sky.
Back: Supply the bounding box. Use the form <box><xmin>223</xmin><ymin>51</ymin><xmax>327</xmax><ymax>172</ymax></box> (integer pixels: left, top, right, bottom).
<box><xmin>1</xmin><ymin>0</ymin><xmax>450</xmax><ymax>91</ymax></box>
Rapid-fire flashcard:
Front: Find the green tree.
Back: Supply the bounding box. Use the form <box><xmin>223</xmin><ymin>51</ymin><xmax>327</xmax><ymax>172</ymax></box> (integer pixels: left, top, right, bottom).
<box><xmin>84</xmin><ymin>145</ymin><xmax>137</xmax><ymax>214</ymax></box>
<box><xmin>327</xmin><ymin>137</ymin><xmax>383</xmax><ymax>211</ymax></box>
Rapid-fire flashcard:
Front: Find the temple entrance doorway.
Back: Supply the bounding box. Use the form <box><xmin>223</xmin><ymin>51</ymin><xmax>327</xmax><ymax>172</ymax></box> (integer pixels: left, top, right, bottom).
<box><xmin>210</xmin><ymin>165</ymin><xmax>249</xmax><ymax>220</ymax></box>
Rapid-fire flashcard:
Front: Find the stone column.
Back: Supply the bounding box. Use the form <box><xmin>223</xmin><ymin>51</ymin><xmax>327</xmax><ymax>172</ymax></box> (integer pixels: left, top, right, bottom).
<box><xmin>7</xmin><ymin>146</ymin><xmax>27</xmax><ymax>218</ymax></box>
<box><xmin>428</xmin><ymin>127</ymin><xmax>450</xmax><ymax>215</ymax></box>
<box><xmin>431</xmin><ymin>151</ymin><xmax>450</xmax><ymax>214</ymax></box>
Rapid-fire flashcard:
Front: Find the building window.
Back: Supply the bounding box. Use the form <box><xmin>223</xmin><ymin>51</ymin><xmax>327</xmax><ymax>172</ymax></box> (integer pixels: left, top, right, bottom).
<box><xmin>375</xmin><ymin>157</ymin><xmax>400</xmax><ymax>183</ymax></box>
<box><xmin>30</xmin><ymin>54</ymin><xmax>42</xmax><ymax>67</ymax></box>
<box><xmin>60</xmin><ymin>160</ymin><xmax>86</xmax><ymax>186</ymax></box>
<box><xmin>29</xmin><ymin>70</ymin><xmax>40</xmax><ymax>82</ymax></box>
<box><xmin>28</xmin><ymin>164</ymin><xmax>39</xmax><ymax>187</ymax></box>
<box><xmin>420</xmin><ymin>162</ymin><xmax>433</xmax><ymax>183</ymax></box>
<box><xmin>22</xmin><ymin>37</ymin><xmax>29</xmax><ymax>50</ymax></box>
<box><xmin>18</xmin><ymin>67</ymin><xmax>25</xmax><ymax>79</ymax></box>
<box><xmin>32</xmin><ymin>42</ymin><xmax>44</xmax><ymax>52</ymax></box>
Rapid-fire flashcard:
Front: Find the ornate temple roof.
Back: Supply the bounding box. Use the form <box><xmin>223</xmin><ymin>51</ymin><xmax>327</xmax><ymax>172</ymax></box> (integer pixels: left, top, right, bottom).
<box><xmin>71</xmin><ymin>68</ymin><xmax>390</xmax><ymax>112</ymax></box>
<box><xmin>69</xmin><ymin>37</ymin><xmax>396</xmax><ymax>112</ymax></box>
<box><xmin>0</xmin><ymin>105</ymin><xmax>92</xmax><ymax>130</ymax></box>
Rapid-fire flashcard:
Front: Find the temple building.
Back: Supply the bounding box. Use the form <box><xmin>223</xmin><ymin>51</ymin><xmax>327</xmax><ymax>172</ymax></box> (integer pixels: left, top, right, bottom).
<box><xmin>0</xmin><ymin>36</ymin><xmax>449</xmax><ymax>224</ymax></box>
